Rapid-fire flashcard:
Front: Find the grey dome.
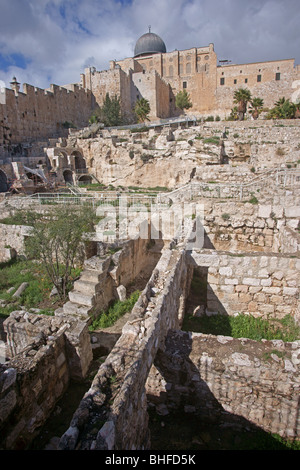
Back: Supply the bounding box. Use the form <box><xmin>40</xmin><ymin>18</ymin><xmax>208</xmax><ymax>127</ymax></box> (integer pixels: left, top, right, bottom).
<box><xmin>134</xmin><ymin>32</ymin><xmax>166</xmax><ymax>57</ymax></box>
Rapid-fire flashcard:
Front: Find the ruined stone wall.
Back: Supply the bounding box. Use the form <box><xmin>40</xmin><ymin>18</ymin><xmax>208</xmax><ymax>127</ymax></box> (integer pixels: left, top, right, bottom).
<box><xmin>65</xmin><ymin>119</ymin><xmax>300</xmax><ymax>190</ymax></box>
<box><xmin>58</xmin><ymin>231</ymin><xmax>194</xmax><ymax>450</ymax></box>
<box><xmin>0</xmin><ymin>312</ymin><xmax>92</xmax><ymax>450</ymax></box>
<box><xmin>202</xmin><ymin>200</ymin><xmax>300</xmax><ymax>253</ymax></box>
<box><xmin>0</xmin><ymin>223</ymin><xmax>31</xmax><ymax>262</ymax></box>
<box><xmin>190</xmin><ymin>249</ymin><xmax>300</xmax><ymax>320</ymax></box>
<box><xmin>148</xmin><ymin>329</ymin><xmax>300</xmax><ymax>439</ymax></box>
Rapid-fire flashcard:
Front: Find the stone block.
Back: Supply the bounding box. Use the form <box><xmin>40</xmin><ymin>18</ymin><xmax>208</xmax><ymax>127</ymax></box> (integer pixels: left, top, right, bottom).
<box><xmin>284</xmin><ymin>206</ymin><xmax>300</xmax><ymax>218</ymax></box>
<box><xmin>261</xmin><ymin>278</ymin><xmax>272</xmax><ymax>287</ymax></box>
<box><xmin>224</xmin><ymin>278</ymin><xmax>239</xmax><ymax>285</ymax></box>
<box><xmin>219</xmin><ymin>266</ymin><xmax>233</xmax><ymax>276</ymax></box>
<box><xmin>235</xmin><ymin>285</ymin><xmax>248</xmax><ymax>293</ymax></box>
<box><xmin>258</xmin><ymin>205</ymin><xmax>272</xmax><ymax>218</ymax></box>
<box><xmin>242</xmin><ymin>278</ymin><xmax>260</xmax><ymax>286</ymax></box>
<box><xmin>283</xmin><ymin>287</ymin><xmax>298</xmax><ymax>296</ymax></box>
<box><xmin>262</xmin><ymin>287</ymin><xmax>281</xmax><ymax>295</ymax></box>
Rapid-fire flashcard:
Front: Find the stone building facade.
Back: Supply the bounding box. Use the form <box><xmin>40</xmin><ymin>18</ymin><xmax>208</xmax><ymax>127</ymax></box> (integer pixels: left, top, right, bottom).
<box><xmin>1</xmin><ymin>30</ymin><xmax>300</xmax><ymax>183</ymax></box>
<box><xmin>82</xmin><ymin>31</ymin><xmax>300</xmax><ymax>121</ymax></box>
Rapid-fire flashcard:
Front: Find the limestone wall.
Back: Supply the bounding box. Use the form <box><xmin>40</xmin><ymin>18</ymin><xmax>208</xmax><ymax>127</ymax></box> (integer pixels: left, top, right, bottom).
<box><xmin>0</xmin><ymin>312</ymin><xmax>92</xmax><ymax>450</ymax></box>
<box><xmin>58</xmin><ymin>234</ymin><xmax>193</xmax><ymax>450</ymax></box>
<box><xmin>202</xmin><ymin>200</ymin><xmax>300</xmax><ymax>253</ymax></box>
<box><xmin>148</xmin><ymin>329</ymin><xmax>300</xmax><ymax>439</ymax></box>
<box><xmin>216</xmin><ymin>58</ymin><xmax>298</xmax><ymax>116</ymax></box>
<box><xmin>0</xmin><ymin>223</ymin><xmax>31</xmax><ymax>262</ymax></box>
<box><xmin>190</xmin><ymin>249</ymin><xmax>300</xmax><ymax>320</ymax></box>
<box><xmin>64</xmin><ymin>119</ymin><xmax>300</xmax><ymax>190</ymax></box>
<box><xmin>0</xmin><ymin>83</ymin><xmax>93</xmax><ymax>153</ymax></box>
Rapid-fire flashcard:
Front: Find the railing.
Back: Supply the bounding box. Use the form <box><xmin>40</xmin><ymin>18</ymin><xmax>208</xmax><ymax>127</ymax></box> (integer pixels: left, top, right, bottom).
<box><xmin>160</xmin><ymin>168</ymin><xmax>300</xmax><ymax>202</ymax></box>
<box><xmin>24</xmin><ymin>192</ymin><xmax>158</xmax><ymax>208</ymax></box>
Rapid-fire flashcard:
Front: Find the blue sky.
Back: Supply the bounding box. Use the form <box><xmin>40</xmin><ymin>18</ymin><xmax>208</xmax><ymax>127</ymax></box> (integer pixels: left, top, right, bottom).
<box><xmin>0</xmin><ymin>0</ymin><xmax>299</xmax><ymax>90</ymax></box>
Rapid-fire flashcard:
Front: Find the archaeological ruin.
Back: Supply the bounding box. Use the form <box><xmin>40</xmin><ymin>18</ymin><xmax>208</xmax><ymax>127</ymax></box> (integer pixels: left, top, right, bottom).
<box><xmin>0</xmin><ymin>31</ymin><xmax>299</xmax><ymax>451</ymax></box>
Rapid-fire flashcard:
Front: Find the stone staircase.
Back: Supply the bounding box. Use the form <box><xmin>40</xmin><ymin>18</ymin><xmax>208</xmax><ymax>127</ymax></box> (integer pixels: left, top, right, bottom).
<box><xmin>56</xmin><ymin>256</ymin><xmax>112</xmax><ymax>320</ymax></box>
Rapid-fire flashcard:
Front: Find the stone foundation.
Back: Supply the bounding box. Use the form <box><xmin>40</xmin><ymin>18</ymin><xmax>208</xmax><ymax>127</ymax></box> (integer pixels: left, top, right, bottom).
<box><xmin>148</xmin><ymin>329</ymin><xmax>300</xmax><ymax>440</ymax></box>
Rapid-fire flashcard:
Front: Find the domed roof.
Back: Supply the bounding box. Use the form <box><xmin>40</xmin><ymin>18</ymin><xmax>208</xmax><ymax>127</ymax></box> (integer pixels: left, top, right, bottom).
<box><xmin>134</xmin><ymin>30</ymin><xmax>166</xmax><ymax>57</ymax></box>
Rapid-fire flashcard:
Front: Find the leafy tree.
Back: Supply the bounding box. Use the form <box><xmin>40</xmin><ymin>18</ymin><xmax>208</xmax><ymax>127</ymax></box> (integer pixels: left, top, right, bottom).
<box><xmin>90</xmin><ymin>93</ymin><xmax>122</xmax><ymax>127</ymax></box>
<box><xmin>134</xmin><ymin>98</ymin><xmax>151</xmax><ymax>123</ymax></box>
<box><xmin>175</xmin><ymin>90</ymin><xmax>192</xmax><ymax>112</ymax></box>
<box><xmin>228</xmin><ymin>106</ymin><xmax>239</xmax><ymax>121</ymax></box>
<box><xmin>249</xmin><ymin>97</ymin><xmax>264</xmax><ymax>120</ymax></box>
<box><xmin>23</xmin><ymin>206</ymin><xmax>97</xmax><ymax>300</ymax></box>
<box><xmin>233</xmin><ymin>87</ymin><xmax>252</xmax><ymax>120</ymax></box>
<box><xmin>266</xmin><ymin>97</ymin><xmax>296</xmax><ymax>119</ymax></box>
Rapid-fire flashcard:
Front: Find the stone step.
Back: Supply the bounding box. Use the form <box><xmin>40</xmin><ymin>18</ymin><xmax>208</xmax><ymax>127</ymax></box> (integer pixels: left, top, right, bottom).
<box><xmin>73</xmin><ymin>278</ymin><xmax>98</xmax><ymax>295</ymax></box>
<box><xmin>68</xmin><ymin>291</ymin><xmax>95</xmax><ymax>307</ymax></box>
<box><xmin>63</xmin><ymin>301</ymin><xmax>92</xmax><ymax>316</ymax></box>
<box><xmin>80</xmin><ymin>269</ymin><xmax>107</xmax><ymax>283</ymax></box>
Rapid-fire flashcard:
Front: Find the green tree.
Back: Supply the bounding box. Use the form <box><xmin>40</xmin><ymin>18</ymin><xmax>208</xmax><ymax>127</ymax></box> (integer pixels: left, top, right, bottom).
<box><xmin>267</xmin><ymin>97</ymin><xmax>296</xmax><ymax>119</ymax></box>
<box><xmin>249</xmin><ymin>97</ymin><xmax>264</xmax><ymax>120</ymax></box>
<box><xmin>24</xmin><ymin>206</ymin><xmax>97</xmax><ymax>300</ymax></box>
<box><xmin>233</xmin><ymin>87</ymin><xmax>252</xmax><ymax>120</ymax></box>
<box><xmin>90</xmin><ymin>93</ymin><xmax>122</xmax><ymax>127</ymax></box>
<box><xmin>175</xmin><ymin>90</ymin><xmax>192</xmax><ymax>113</ymax></box>
<box><xmin>134</xmin><ymin>98</ymin><xmax>151</xmax><ymax>123</ymax></box>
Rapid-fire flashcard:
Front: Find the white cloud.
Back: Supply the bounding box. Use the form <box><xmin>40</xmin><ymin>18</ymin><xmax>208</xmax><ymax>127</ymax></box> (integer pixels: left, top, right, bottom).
<box><xmin>0</xmin><ymin>0</ymin><xmax>299</xmax><ymax>90</ymax></box>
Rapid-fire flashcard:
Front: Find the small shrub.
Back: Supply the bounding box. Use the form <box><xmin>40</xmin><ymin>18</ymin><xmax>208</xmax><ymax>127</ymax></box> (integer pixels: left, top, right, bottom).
<box><xmin>276</xmin><ymin>147</ymin><xmax>285</xmax><ymax>156</ymax></box>
<box><xmin>248</xmin><ymin>196</ymin><xmax>259</xmax><ymax>204</ymax></box>
<box><xmin>89</xmin><ymin>290</ymin><xmax>140</xmax><ymax>330</ymax></box>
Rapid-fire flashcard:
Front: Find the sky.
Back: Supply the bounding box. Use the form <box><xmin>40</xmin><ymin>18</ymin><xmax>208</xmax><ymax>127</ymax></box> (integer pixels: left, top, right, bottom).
<box><xmin>0</xmin><ymin>0</ymin><xmax>299</xmax><ymax>90</ymax></box>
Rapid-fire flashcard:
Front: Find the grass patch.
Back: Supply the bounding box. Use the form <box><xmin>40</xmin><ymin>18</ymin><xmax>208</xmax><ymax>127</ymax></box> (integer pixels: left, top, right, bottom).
<box><xmin>89</xmin><ymin>290</ymin><xmax>140</xmax><ymax>330</ymax></box>
<box><xmin>203</xmin><ymin>137</ymin><xmax>220</xmax><ymax>145</ymax></box>
<box><xmin>0</xmin><ymin>258</ymin><xmax>80</xmax><ymax>316</ymax></box>
<box><xmin>182</xmin><ymin>313</ymin><xmax>300</xmax><ymax>342</ymax></box>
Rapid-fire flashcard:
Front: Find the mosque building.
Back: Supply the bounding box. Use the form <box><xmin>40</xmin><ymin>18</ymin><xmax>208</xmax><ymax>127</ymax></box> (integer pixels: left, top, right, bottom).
<box><xmin>81</xmin><ymin>28</ymin><xmax>300</xmax><ymax>121</ymax></box>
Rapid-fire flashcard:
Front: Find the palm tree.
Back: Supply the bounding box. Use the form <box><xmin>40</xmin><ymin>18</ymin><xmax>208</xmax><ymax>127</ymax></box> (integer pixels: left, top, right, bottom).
<box><xmin>134</xmin><ymin>98</ymin><xmax>151</xmax><ymax>124</ymax></box>
<box><xmin>233</xmin><ymin>88</ymin><xmax>252</xmax><ymax>121</ymax></box>
<box><xmin>266</xmin><ymin>97</ymin><xmax>297</xmax><ymax>120</ymax></box>
<box><xmin>249</xmin><ymin>97</ymin><xmax>264</xmax><ymax>120</ymax></box>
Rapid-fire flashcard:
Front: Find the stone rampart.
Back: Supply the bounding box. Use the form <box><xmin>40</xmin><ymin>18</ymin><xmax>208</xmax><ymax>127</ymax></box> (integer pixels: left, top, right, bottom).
<box><xmin>0</xmin><ymin>82</ymin><xmax>93</xmax><ymax>161</ymax></box>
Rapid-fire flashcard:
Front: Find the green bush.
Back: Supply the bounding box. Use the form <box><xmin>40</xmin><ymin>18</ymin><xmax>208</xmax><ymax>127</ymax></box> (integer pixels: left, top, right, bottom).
<box><xmin>89</xmin><ymin>290</ymin><xmax>140</xmax><ymax>330</ymax></box>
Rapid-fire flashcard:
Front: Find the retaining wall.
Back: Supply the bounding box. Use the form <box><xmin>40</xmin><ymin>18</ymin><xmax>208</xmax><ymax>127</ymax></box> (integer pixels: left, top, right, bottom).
<box><xmin>148</xmin><ymin>329</ymin><xmax>300</xmax><ymax>439</ymax></box>
<box><xmin>190</xmin><ymin>249</ymin><xmax>300</xmax><ymax>321</ymax></box>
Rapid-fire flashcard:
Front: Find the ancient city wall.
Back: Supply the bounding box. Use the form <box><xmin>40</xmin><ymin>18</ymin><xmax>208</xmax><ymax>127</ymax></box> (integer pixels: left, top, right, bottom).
<box><xmin>148</xmin><ymin>329</ymin><xmax>300</xmax><ymax>440</ymax></box>
<box><xmin>0</xmin><ymin>82</ymin><xmax>93</xmax><ymax>151</ymax></box>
